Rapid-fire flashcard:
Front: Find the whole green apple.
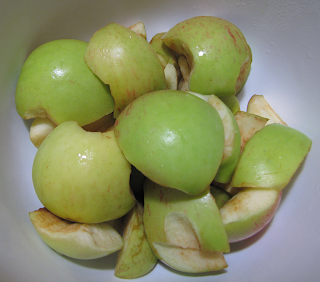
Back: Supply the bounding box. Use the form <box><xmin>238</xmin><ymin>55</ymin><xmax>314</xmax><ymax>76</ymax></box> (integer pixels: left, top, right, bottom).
<box><xmin>114</xmin><ymin>90</ymin><xmax>225</xmax><ymax>196</ymax></box>
<box><xmin>231</xmin><ymin>123</ymin><xmax>312</xmax><ymax>190</ymax></box>
<box><xmin>15</xmin><ymin>39</ymin><xmax>114</xmax><ymax>126</ymax></box>
<box><xmin>162</xmin><ymin>16</ymin><xmax>252</xmax><ymax>96</ymax></box>
<box><xmin>32</xmin><ymin>121</ymin><xmax>136</xmax><ymax>223</ymax></box>
<box><xmin>84</xmin><ymin>23</ymin><xmax>167</xmax><ymax>117</ymax></box>
<box><xmin>220</xmin><ymin>188</ymin><xmax>282</xmax><ymax>243</ymax></box>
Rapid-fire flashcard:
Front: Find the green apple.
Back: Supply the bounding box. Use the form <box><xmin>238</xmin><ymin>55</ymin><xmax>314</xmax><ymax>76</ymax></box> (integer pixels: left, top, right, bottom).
<box><xmin>247</xmin><ymin>95</ymin><xmax>287</xmax><ymax>125</ymax></box>
<box><xmin>210</xmin><ymin>186</ymin><xmax>232</xmax><ymax>209</ymax></box>
<box><xmin>162</xmin><ymin>16</ymin><xmax>252</xmax><ymax>96</ymax></box>
<box><xmin>115</xmin><ymin>203</ymin><xmax>157</xmax><ymax>279</ymax></box>
<box><xmin>231</xmin><ymin>123</ymin><xmax>312</xmax><ymax>190</ymax></box>
<box><xmin>143</xmin><ymin>179</ymin><xmax>230</xmax><ymax>253</ymax></box>
<box><xmin>114</xmin><ymin>90</ymin><xmax>225</xmax><ymax>195</ymax></box>
<box><xmin>84</xmin><ymin>23</ymin><xmax>167</xmax><ymax>117</ymax></box>
<box><xmin>189</xmin><ymin>92</ymin><xmax>241</xmax><ymax>184</ymax></box>
<box><xmin>15</xmin><ymin>39</ymin><xmax>114</xmax><ymax>126</ymax></box>
<box><xmin>32</xmin><ymin>121</ymin><xmax>136</xmax><ymax>223</ymax></box>
<box><xmin>143</xmin><ymin>179</ymin><xmax>229</xmax><ymax>273</ymax></box>
<box><xmin>234</xmin><ymin>111</ymin><xmax>268</xmax><ymax>153</ymax></box>
<box><xmin>29</xmin><ymin>208</ymin><xmax>123</xmax><ymax>259</ymax></box>
<box><xmin>220</xmin><ymin>188</ymin><xmax>282</xmax><ymax>243</ymax></box>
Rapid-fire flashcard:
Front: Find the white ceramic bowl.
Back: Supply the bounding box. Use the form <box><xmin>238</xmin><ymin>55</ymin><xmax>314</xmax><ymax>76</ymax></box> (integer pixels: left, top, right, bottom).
<box><xmin>1</xmin><ymin>0</ymin><xmax>319</xmax><ymax>281</ymax></box>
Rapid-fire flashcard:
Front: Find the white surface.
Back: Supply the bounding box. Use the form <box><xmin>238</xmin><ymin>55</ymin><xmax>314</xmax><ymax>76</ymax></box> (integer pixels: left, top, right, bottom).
<box><xmin>1</xmin><ymin>0</ymin><xmax>319</xmax><ymax>281</ymax></box>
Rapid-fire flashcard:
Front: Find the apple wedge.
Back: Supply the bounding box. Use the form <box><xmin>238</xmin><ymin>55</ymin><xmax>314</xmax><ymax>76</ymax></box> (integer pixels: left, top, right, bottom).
<box><xmin>152</xmin><ymin>242</ymin><xmax>228</xmax><ymax>273</ymax></box>
<box><xmin>234</xmin><ymin>111</ymin><xmax>268</xmax><ymax>153</ymax></box>
<box><xmin>189</xmin><ymin>92</ymin><xmax>241</xmax><ymax>184</ymax></box>
<box><xmin>247</xmin><ymin>94</ymin><xmax>287</xmax><ymax>125</ymax></box>
<box><xmin>210</xmin><ymin>186</ymin><xmax>232</xmax><ymax>209</ymax></box>
<box><xmin>220</xmin><ymin>188</ymin><xmax>282</xmax><ymax>243</ymax></box>
<box><xmin>231</xmin><ymin>123</ymin><xmax>312</xmax><ymax>190</ymax></box>
<box><xmin>29</xmin><ymin>208</ymin><xmax>123</xmax><ymax>260</ymax></box>
<box><xmin>219</xmin><ymin>95</ymin><xmax>240</xmax><ymax>115</ymax></box>
<box><xmin>115</xmin><ymin>203</ymin><xmax>157</xmax><ymax>279</ymax></box>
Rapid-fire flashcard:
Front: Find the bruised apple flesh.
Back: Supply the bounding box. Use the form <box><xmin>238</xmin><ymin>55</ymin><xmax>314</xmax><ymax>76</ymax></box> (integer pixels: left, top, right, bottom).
<box><xmin>32</xmin><ymin>121</ymin><xmax>136</xmax><ymax>223</ymax></box>
<box><xmin>114</xmin><ymin>90</ymin><xmax>225</xmax><ymax>196</ymax></box>
<box><xmin>15</xmin><ymin>39</ymin><xmax>114</xmax><ymax>126</ymax></box>
<box><xmin>162</xmin><ymin>16</ymin><xmax>252</xmax><ymax>96</ymax></box>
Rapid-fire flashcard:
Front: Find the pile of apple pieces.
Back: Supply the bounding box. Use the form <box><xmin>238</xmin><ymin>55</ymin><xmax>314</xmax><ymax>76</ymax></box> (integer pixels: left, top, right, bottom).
<box><xmin>15</xmin><ymin>16</ymin><xmax>312</xmax><ymax>279</ymax></box>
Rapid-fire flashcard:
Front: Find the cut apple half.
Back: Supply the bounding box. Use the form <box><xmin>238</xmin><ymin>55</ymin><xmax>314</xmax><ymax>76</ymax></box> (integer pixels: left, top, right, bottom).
<box><xmin>220</xmin><ymin>188</ymin><xmax>282</xmax><ymax>243</ymax></box>
<box><xmin>29</xmin><ymin>208</ymin><xmax>123</xmax><ymax>260</ymax></box>
<box><xmin>189</xmin><ymin>92</ymin><xmax>241</xmax><ymax>183</ymax></box>
<box><xmin>115</xmin><ymin>203</ymin><xmax>157</xmax><ymax>279</ymax></box>
<box><xmin>247</xmin><ymin>94</ymin><xmax>287</xmax><ymax>125</ymax></box>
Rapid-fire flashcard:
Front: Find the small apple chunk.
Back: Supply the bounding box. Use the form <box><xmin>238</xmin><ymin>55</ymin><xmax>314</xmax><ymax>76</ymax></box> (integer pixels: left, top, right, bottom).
<box><xmin>231</xmin><ymin>123</ymin><xmax>312</xmax><ymax>190</ymax></box>
<box><xmin>189</xmin><ymin>92</ymin><xmax>241</xmax><ymax>184</ymax></box>
<box><xmin>129</xmin><ymin>21</ymin><xmax>147</xmax><ymax>40</ymax></box>
<box><xmin>220</xmin><ymin>188</ymin><xmax>282</xmax><ymax>243</ymax></box>
<box><xmin>247</xmin><ymin>94</ymin><xmax>287</xmax><ymax>125</ymax></box>
<box><xmin>210</xmin><ymin>186</ymin><xmax>232</xmax><ymax>209</ymax></box>
<box><xmin>15</xmin><ymin>39</ymin><xmax>114</xmax><ymax>126</ymax></box>
<box><xmin>115</xmin><ymin>203</ymin><xmax>157</xmax><ymax>279</ymax></box>
<box><xmin>84</xmin><ymin>23</ymin><xmax>166</xmax><ymax>117</ymax></box>
<box><xmin>234</xmin><ymin>111</ymin><xmax>268</xmax><ymax>153</ymax></box>
<box><xmin>115</xmin><ymin>90</ymin><xmax>225</xmax><ymax>196</ymax></box>
<box><xmin>29</xmin><ymin>208</ymin><xmax>123</xmax><ymax>259</ymax></box>
<box><xmin>143</xmin><ymin>179</ymin><xmax>230</xmax><ymax>253</ymax></box>
<box><xmin>32</xmin><ymin>121</ymin><xmax>136</xmax><ymax>223</ymax></box>
<box><xmin>162</xmin><ymin>16</ymin><xmax>252</xmax><ymax>96</ymax></box>
<box><xmin>30</xmin><ymin>118</ymin><xmax>57</xmax><ymax>148</ymax></box>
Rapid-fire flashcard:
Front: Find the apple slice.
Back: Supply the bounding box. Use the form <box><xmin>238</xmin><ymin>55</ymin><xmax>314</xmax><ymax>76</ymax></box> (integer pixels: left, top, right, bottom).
<box><xmin>189</xmin><ymin>92</ymin><xmax>241</xmax><ymax>184</ymax></box>
<box><xmin>234</xmin><ymin>111</ymin><xmax>268</xmax><ymax>153</ymax></box>
<box><xmin>210</xmin><ymin>186</ymin><xmax>232</xmax><ymax>209</ymax></box>
<box><xmin>164</xmin><ymin>63</ymin><xmax>178</xmax><ymax>90</ymax></box>
<box><xmin>29</xmin><ymin>208</ymin><xmax>123</xmax><ymax>259</ymax></box>
<box><xmin>219</xmin><ymin>95</ymin><xmax>240</xmax><ymax>115</ymax></box>
<box><xmin>247</xmin><ymin>94</ymin><xmax>287</xmax><ymax>125</ymax></box>
<box><xmin>129</xmin><ymin>22</ymin><xmax>147</xmax><ymax>40</ymax></box>
<box><xmin>220</xmin><ymin>188</ymin><xmax>282</xmax><ymax>243</ymax></box>
<box><xmin>231</xmin><ymin>123</ymin><xmax>312</xmax><ymax>190</ymax></box>
<box><xmin>30</xmin><ymin>118</ymin><xmax>57</xmax><ymax>148</ymax></box>
<box><xmin>143</xmin><ymin>179</ymin><xmax>230</xmax><ymax>253</ymax></box>
<box><xmin>152</xmin><ymin>242</ymin><xmax>228</xmax><ymax>273</ymax></box>
<box><xmin>84</xmin><ymin>23</ymin><xmax>166</xmax><ymax>118</ymax></box>
<box><xmin>115</xmin><ymin>203</ymin><xmax>157</xmax><ymax>279</ymax></box>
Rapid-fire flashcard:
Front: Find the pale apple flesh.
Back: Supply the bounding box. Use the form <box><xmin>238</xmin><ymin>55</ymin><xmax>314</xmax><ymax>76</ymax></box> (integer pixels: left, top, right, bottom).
<box><xmin>29</xmin><ymin>208</ymin><xmax>123</xmax><ymax>260</ymax></box>
<box><xmin>30</xmin><ymin>118</ymin><xmax>57</xmax><ymax>148</ymax></box>
<box><xmin>220</xmin><ymin>188</ymin><xmax>282</xmax><ymax>243</ymax></box>
<box><xmin>128</xmin><ymin>22</ymin><xmax>147</xmax><ymax>40</ymax></box>
<box><xmin>115</xmin><ymin>203</ymin><xmax>157</xmax><ymax>279</ymax></box>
